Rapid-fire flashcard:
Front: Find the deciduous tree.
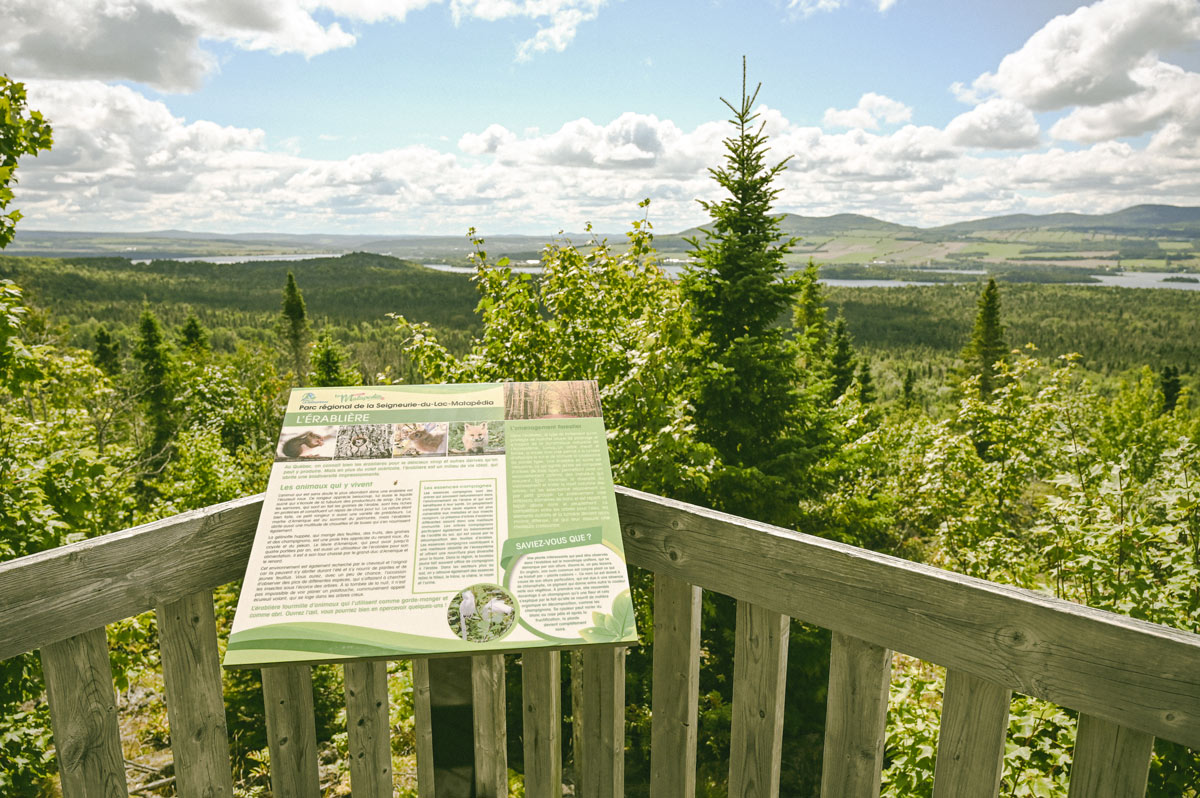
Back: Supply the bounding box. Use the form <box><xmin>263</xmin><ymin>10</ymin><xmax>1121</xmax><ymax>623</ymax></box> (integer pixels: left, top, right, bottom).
<box><xmin>1</xmin><ymin>76</ymin><xmax>53</xmax><ymax>249</ymax></box>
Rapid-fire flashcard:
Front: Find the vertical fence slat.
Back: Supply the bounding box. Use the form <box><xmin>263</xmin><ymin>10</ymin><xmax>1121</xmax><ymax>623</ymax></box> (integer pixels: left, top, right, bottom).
<box><xmin>820</xmin><ymin>631</ymin><xmax>892</xmax><ymax>798</ymax></box>
<box><xmin>650</xmin><ymin>574</ymin><xmax>702</xmax><ymax>798</ymax></box>
<box><xmin>932</xmin><ymin>669</ymin><xmax>1010</xmax><ymax>798</ymax></box>
<box><xmin>412</xmin><ymin>658</ymin><xmax>436</xmax><ymax>798</ymax></box>
<box><xmin>41</xmin><ymin>627</ymin><xmax>128</xmax><ymax>798</ymax></box>
<box><xmin>422</xmin><ymin>656</ymin><xmax>475</xmax><ymax>797</ymax></box>
<box><xmin>472</xmin><ymin>654</ymin><xmax>509</xmax><ymax>798</ymax></box>
<box><xmin>1067</xmin><ymin>714</ymin><xmax>1154</xmax><ymax>798</ymax></box>
<box><xmin>156</xmin><ymin>591</ymin><xmax>234</xmax><ymax>798</ymax></box>
<box><xmin>578</xmin><ymin>645</ymin><xmax>626</xmax><ymax>798</ymax></box>
<box><xmin>344</xmin><ymin>660</ymin><xmax>392</xmax><ymax>798</ymax></box>
<box><xmin>522</xmin><ymin>650</ymin><xmax>562</xmax><ymax>798</ymax></box>
<box><xmin>728</xmin><ymin>600</ymin><xmax>789</xmax><ymax>798</ymax></box>
<box><xmin>261</xmin><ymin>664</ymin><xmax>320</xmax><ymax>798</ymax></box>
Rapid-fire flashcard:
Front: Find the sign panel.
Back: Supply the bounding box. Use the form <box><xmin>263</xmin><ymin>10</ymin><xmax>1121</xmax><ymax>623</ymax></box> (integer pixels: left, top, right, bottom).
<box><xmin>224</xmin><ymin>380</ymin><xmax>638</xmax><ymax>667</ymax></box>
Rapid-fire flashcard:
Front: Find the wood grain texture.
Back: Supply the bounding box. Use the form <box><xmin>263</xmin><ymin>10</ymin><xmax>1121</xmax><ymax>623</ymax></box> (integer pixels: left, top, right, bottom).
<box><xmin>577</xmin><ymin>646</ymin><xmax>626</xmax><ymax>798</ymax></box>
<box><xmin>1067</xmin><ymin>714</ymin><xmax>1154</xmax><ymax>798</ymax></box>
<box><xmin>261</xmin><ymin>665</ymin><xmax>320</xmax><ymax>798</ymax></box>
<box><xmin>932</xmin><ymin>669</ymin><xmax>1010</xmax><ymax>798</ymax></box>
<box><xmin>472</xmin><ymin>654</ymin><xmax>509</xmax><ymax>798</ymax></box>
<box><xmin>650</xmin><ymin>573</ymin><xmax>702</xmax><ymax>798</ymax></box>
<box><xmin>425</xmin><ymin>656</ymin><xmax>475</xmax><ymax>798</ymax></box>
<box><xmin>1</xmin><ymin>494</ymin><xmax>262</xmax><ymax>660</ymax></box>
<box><xmin>615</xmin><ymin>486</ymin><xmax>1200</xmax><ymax>749</ymax></box>
<box><xmin>344</xmin><ymin>660</ymin><xmax>392</xmax><ymax>798</ymax></box>
<box><xmin>728</xmin><ymin>601</ymin><xmax>789</xmax><ymax>798</ymax></box>
<box><xmin>41</xmin><ymin>627</ymin><xmax>128</xmax><ymax>798</ymax></box>
<box><xmin>522</xmin><ymin>650</ymin><xmax>562</xmax><ymax>798</ymax></box>
<box><xmin>156</xmin><ymin>591</ymin><xmax>233</xmax><ymax>798</ymax></box>
<box><xmin>570</xmin><ymin>651</ymin><xmax>585</xmax><ymax>797</ymax></box>
<box><xmin>411</xmin><ymin>658</ymin><xmax>436</xmax><ymax>798</ymax></box>
<box><xmin>820</xmin><ymin>632</ymin><xmax>891</xmax><ymax>798</ymax></box>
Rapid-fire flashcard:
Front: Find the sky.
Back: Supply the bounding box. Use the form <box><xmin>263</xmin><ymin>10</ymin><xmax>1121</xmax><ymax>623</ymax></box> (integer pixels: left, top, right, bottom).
<box><xmin>4</xmin><ymin>0</ymin><xmax>1200</xmax><ymax>236</ymax></box>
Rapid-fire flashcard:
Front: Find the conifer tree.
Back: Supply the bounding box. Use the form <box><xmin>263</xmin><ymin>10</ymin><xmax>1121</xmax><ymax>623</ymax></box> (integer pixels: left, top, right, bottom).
<box><xmin>681</xmin><ymin>60</ymin><xmax>808</xmax><ymax>511</ymax></box>
<box><xmin>93</xmin><ymin>325</ymin><xmax>120</xmax><ymax>377</ymax></box>
<box><xmin>1160</xmin><ymin>365</ymin><xmax>1181</xmax><ymax>414</ymax></box>
<box><xmin>133</xmin><ymin>308</ymin><xmax>174</xmax><ymax>462</ymax></box>
<box><xmin>278</xmin><ymin>271</ymin><xmax>311</xmax><ymax>384</ymax></box>
<box><xmin>962</xmin><ymin>277</ymin><xmax>1007</xmax><ymax>399</ymax></box>
<box><xmin>902</xmin><ymin>367</ymin><xmax>917</xmax><ymax>409</ymax></box>
<box><xmin>310</xmin><ymin>331</ymin><xmax>360</xmax><ymax>387</ymax></box>
<box><xmin>856</xmin><ymin>359</ymin><xmax>876</xmax><ymax>404</ymax></box>
<box><xmin>793</xmin><ymin>259</ymin><xmax>828</xmax><ymax>352</ymax></box>
<box><xmin>178</xmin><ymin>312</ymin><xmax>209</xmax><ymax>355</ymax></box>
<box><xmin>828</xmin><ymin>313</ymin><xmax>856</xmax><ymax>399</ymax></box>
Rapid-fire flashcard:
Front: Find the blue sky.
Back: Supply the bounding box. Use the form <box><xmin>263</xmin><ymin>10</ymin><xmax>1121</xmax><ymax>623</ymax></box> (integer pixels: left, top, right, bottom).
<box><xmin>5</xmin><ymin>0</ymin><xmax>1200</xmax><ymax>235</ymax></box>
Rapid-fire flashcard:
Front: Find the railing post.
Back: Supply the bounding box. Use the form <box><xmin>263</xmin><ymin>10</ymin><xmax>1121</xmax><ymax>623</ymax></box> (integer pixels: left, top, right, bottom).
<box><xmin>522</xmin><ymin>650</ymin><xmax>562</xmax><ymax>798</ymax></box>
<box><xmin>343</xmin><ymin>660</ymin><xmax>392</xmax><ymax>798</ymax></box>
<box><xmin>576</xmin><ymin>646</ymin><xmax>626</xmax><ymax>798</ymax></box>
<box><xmin>932</xmin><ymin>669</ymin><xmax>1010</xmax><ymax>798</ymax></box>
<box><xmin>650</xmin><ymin>574</ymin><xmax>702</xmax><ymax>798</ymax></box>
<box><xmin>1067</xmin><ymin>714</ymin><xmax>1154</xmax><ymax>798</ymax></box>
<box><xmin>41</xmin><ymin>627</ymin><xmax>128</xmax><ymax>798</ymax></box>
<box><xmin>729</xmin><ymin>600</ymin><xmax>789</xmax><ymax>798</ymax></box>
<box><xmin>471</xmin><ymin>654</ymin><xmax>509</xmax><ymax>798</ymax></box>
<box><xmin>261</xmin><ymin>664</ymin><xmax>321</xmax><ymax>798</ymax></box>
<box><xmin>157</xmin><ymin>591</ymin><xmax>234</xmax><ymax>798</ymax></box>
<box><xmin>820</xmin><ymin>631</ymin><xmax>891</xmax><ymax>798</ymax></box>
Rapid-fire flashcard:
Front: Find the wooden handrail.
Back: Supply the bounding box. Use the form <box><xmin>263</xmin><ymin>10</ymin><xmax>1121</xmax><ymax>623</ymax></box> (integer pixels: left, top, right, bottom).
<box><xmin>3</xmin><ymin>485</ymin><xmax>1200</xmax><ymax>795</ymax></box>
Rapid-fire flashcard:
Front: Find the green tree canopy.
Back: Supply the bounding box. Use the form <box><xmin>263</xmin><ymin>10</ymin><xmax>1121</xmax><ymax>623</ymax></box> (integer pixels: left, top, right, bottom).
<box><xmin>1</xmin><ymin>76</ymin><xmax>53</xmax><ymax>249</ymax></box>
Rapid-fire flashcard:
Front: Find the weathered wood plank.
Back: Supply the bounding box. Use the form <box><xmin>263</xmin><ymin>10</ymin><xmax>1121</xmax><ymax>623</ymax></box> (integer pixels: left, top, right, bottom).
<box><xmin>41</xmin><ymin>627</ymin><xmax>128</xmax><ymax>798</ymax></box>
<box><xmin>571</xmin><ymin>651</ymin><xmax>585</xmax><ymax>797</ymax></box>
<box><xmin>650</xmin><ymin>573</ymin><xmax>702</xmax><ymax>798</ymax></box>
<box><xmin>1067</xmin><ymin>714</ymin><xmax>1154</xmax><ymax>798</ymax></box>
<box><xmin>344</xmin><ymin>660</ymin><xmax>392</xmax><ymax>798</ymax></box>
<box><xmin>932</xmin><ymin>669</ymin><xmax>1010</xmax><ymax>798</ymax></box>
<box><xmin>261</xmin><ymin>664</ymin><xmax>320</xmax><ymax>798</ymax></box>
<box><xmin>156</xmin><ymin>591</ymin><xmax>234</xmax><ymax>798</ymax></box>
<box><xmin>729</xmin><ymin>601</ymin><xmax>789</xmax><ymax>798</ymax></box>
<box><xmin>522</xmin><ymin>650</ymin><xmax>562</xmax><ymax>798</ymax></box>
<box><xmin>616</xmin><ymin>486</ymin><xmax>1200</xmax><ymax>749</ymax></box>
<box><xmin>0</xmin><ymin>494</ymin><xmax>263</xmax><ymax>660</ymax></box>
<box><xmin>424</xmin><ymin>656</ymin><xmax>475</xmax><ymax>798</ymax></box>
<box><xmin>577</xmin><ymin>646</ymin><xmax>626</xmax><ymax>798</ymax></box>
<box><xmin>411</xmin><ymin>658</ymin><xmax>436</xmax><ymax>798</ymax></box>
<box><xmin>820</xmin><ymin>632</ymin><xmax>891</xmax><ymax>798</ymax></box>
<box><xmin>472</xmin><ymin>654</ymin><xmax>508</xmax><ymax>798</ymax></box>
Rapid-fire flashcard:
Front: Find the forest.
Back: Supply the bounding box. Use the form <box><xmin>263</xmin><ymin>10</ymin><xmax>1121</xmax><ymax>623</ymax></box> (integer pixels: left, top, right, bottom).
<box><xmin>1</xmin><ymin>77</ymin><xmax>1199</xmax><ymax>797</ymax></box>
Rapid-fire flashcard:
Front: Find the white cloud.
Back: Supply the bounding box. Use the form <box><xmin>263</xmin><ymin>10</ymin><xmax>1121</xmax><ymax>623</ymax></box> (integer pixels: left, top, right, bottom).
<box><xmin>0</xmin><ymin>0</ymin><xmax>603</xmax><ymax>91</ymax></box>
<box><xmin>823</xmin><ymin>93</ymin><xmax>912</xmax><ymax>129</ymax></box>
<box><xmin>945</xmin><ymin>99</ymin><xmax>1040</xmax><ymax>150</ymax></box>
<box><xmin>12</xmin><ymin>80</ymin><xmax>1200</xmax><ymax>236</ymax></box>
<box><xmin>1049</xmin><ymin>60</ymin><xmax>1200</xmax><ymax>143</ymax></box>
<box><xmin>968</xmin><ymin>0</ymin><xmax>1200</xmax><ymax>111</ymax></box>
<box><xmin>787</xmin><ymin>0</ymin><xmax>845</xmax><ymax>16</ymax></box>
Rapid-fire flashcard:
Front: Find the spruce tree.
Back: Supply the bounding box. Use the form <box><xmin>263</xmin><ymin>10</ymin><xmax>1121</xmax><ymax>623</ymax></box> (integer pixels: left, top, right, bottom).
<box><xmin>310</xmin><ymin>331</ymin><xmax>361</xmax><ymax>387</ymax></box>
<box><xmin>133</xmin><ymin>308</ymin><xmax>174</xmax><ymax>463</ymax></box>
<box><xmin>793</xmin><ymin>259</ymin><xmax>828</xmax><ymax>352</ymax></box>
<box><xmin>178</xmin><ymin>312</ymin><xmax>209</xmax><ymax>355</ymax></box>
<box><xmin>856</xmin><ymin>359</ymin><xmax>876</xmax><ymax>404</ymax></box>
<box><xmin>827</xmin><ymin>314</ymin><xmax>856</xmax><ymax>400</ymax></box>
<box><xmin>682</xmin><ymin>60</ymin><xmax>807</xmax><ymax>502</ymax></box>
<box><xmin>1160</xmin><ymin>365</ymin><xmax>1181</xmax><ymax>414</ymax></box>
<box><xmin>278</xmin><ymin>272</ymin><xmax>311</xmax><ymax>384</ymax></box>
<box><xmin>962</xmin><ymin>277</ymin><xmax>1007</xmax><ymax>399</ymax></box>
<box><xmin>93</xmin><ymin>325</ymin><xmax>120</xmax><ymax>377</ymax></box>
<box><xmin>902</xmin><ymin>367</ymin><xmax>917</xmax><ymax>409</ymax></box>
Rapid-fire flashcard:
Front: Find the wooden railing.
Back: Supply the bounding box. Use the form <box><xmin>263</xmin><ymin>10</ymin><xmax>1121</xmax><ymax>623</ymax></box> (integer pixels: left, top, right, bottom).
<box><xmin>1</xmin><ymin>487</ymin><xmax>1198</xmax><ymax>797</ymax></box>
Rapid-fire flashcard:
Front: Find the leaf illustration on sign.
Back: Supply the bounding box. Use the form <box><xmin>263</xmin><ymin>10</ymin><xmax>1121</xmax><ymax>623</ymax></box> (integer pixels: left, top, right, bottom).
<box><xmin>578</xmin><ymin>590</ymin><xmax>636</xmax><ymax>642</ymax></box>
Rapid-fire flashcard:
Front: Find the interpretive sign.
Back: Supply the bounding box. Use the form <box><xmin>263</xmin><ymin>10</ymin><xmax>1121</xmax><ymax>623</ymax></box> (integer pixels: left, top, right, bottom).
<box><xmin>223</xmin><ymin>380</ymin><xmax>638</xmax><ymax>667</ymax></box>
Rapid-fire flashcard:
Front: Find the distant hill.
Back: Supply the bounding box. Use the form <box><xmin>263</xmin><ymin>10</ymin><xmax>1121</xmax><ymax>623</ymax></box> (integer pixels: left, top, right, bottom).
<box><xmin>931</xmin><ymin>204</ymin><xmax>1200</xmax><ymax>235</ymax></box>
<box><xmin>8</xmin><ymin>204</ymin><xmax>1199</xmax><ymax>260</ymax></box>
